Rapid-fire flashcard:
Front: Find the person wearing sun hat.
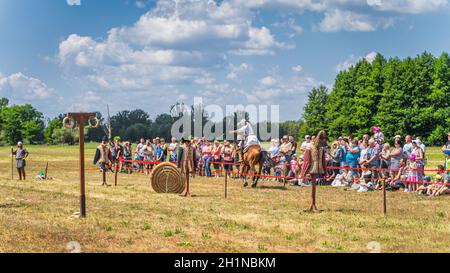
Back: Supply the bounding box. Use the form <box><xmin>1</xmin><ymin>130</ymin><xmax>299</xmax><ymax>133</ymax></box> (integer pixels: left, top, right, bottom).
<box><xmin>371</xmin><ymin>126</ymin><xmax>385</xmax><ymax>141</ymax></box>
<box><xmin>12</xmin><ymin>141</ymin><xmax>29</xmax><ymax>180</ymax></box>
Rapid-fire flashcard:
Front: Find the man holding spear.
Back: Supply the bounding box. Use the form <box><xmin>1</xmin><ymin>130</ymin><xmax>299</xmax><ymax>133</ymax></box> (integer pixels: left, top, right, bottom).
<box><xmin>12</xmin><ymin>141</ymin><xmax>29</xmax><ymax>181</ymax></box>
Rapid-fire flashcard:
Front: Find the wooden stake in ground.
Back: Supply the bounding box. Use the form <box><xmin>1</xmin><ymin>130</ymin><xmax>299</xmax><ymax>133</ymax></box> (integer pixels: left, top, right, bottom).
<box><xmin>114</xmin><ymin>163</ymin><xmax>119</xmax><ymax>187</ymax></box>
<box><xmin>44</xmin><ymin>162</ymin><xmax>49</xmax><ymax>180</ymax></box>
<box><xmin>224</xmin><ymin>170</ymin><xmax>228</xmax><ymax>199</ymax></box>
<box><xmin>64</xmin><ymin>112</ymin><xmax>98</xmax><ymax>218</ymax></box>
<box><xmin>383</xmin><ymin>179</ymin><xmax>387</xmax><ymax>216</ymax></box>
<box><xmin>11</xmin><ymin>147</ymin><xmax>14</xmax><ymax>180</ymax></box>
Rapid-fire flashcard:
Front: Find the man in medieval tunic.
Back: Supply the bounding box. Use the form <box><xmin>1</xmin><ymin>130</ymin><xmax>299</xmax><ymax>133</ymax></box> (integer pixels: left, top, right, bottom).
<box><xmin>300</xmin><ymin>130</ymin><xmax>328</xmax><ymax>211</ymax></box>
<box><xmin>177</xmin><ymin>137</ymin><xmax>195</xmax><ymax>196</ymax></box>
<box><xmin>94</xmin><ymin>136</ymin><xmax>113</xmax><ymax>186</ymax></box>
<box><xmin>230</xmin><ymin>119</ymin><xmax>260</xmax><ymax>162</ymax></box>
<box><xmin>177</xmin><ymin>137</ymin><xmax>195</xmax><ymax>176</ymax></box>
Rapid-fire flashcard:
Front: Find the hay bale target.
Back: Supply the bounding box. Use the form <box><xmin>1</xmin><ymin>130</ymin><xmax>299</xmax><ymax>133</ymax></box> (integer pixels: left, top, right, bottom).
<box><xmin>150</xmin><ymin>162</ymin><xmax>186</xmax><ymax>194</ymax></box>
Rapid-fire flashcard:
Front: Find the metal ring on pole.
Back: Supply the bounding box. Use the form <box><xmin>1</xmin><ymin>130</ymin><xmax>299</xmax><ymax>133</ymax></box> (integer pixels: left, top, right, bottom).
<box><xmin>87</xmin><ymin>116</ymin><xmax>100</xmax><ymax>128</ymax></box>
<box><xmin>62</xmin><ymin>116</ymin><xmax>75</xmax><ymax>129</ymax></box>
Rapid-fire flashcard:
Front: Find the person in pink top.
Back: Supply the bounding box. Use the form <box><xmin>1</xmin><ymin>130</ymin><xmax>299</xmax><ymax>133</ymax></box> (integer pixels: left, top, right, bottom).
<box><xmin>201</xmin><ymin>140</ymin><xmax>213</xmax><ymax>177</ymax></box>
<box><xmin>212</xmin><ymin>140</ymin><xmax>223</xmax><ymax>178</ymax></box>
<box><xmin>288</xmin><ymin>154</ymin><xmax>299</xmax><ymax>179</ymax></box>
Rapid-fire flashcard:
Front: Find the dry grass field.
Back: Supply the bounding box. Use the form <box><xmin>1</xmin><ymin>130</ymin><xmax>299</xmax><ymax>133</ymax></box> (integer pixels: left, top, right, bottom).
<box><xmin>0</xmin><ymin>144</ymin><xmax>449</xmax><ymax>253</ymax></box>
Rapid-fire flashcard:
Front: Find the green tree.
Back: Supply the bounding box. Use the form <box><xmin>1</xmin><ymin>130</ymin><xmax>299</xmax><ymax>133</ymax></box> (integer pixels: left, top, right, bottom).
<box><xmin>44</xmin><ymin>117</ymin><xmax>63</xmax><ymax>144</ymax></box>
<box><xmin>303</xmin><ymin>85</ymin><xmax>329</xmax><ymax>134</ymax></box>
<box><xmin>0</xmin><ymin>104</ymin><xmax>44</xmax><ymax>144</ymax></box>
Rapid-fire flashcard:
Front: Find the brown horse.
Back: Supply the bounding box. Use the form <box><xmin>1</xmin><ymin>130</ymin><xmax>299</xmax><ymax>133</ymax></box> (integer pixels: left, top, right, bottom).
<box><xmin>241</xmin><ymin>145</ymin><xmax>274</xmax><ymax>188</ymax></box>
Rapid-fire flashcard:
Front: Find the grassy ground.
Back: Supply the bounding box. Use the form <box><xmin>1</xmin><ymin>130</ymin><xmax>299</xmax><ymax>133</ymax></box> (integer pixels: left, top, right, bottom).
<box><xmin>0</xmin><ymin>145</ymin><xmax>449</xmax><ymax>253</ymax></box>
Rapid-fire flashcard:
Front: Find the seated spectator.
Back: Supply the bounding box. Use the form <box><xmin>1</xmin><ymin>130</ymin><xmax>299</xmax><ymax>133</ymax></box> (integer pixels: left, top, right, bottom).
<box><xmin>441</xmin><ymin>132</ymin><xmax>450</xmax><ymax>156</ymax></box>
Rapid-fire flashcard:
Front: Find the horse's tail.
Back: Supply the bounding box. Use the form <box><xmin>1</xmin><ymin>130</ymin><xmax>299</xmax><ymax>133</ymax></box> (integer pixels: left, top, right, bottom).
<box><xmin>260</xmin><ymin>151</ymin><xmax>275</xmax><ymax>168</ymax></box>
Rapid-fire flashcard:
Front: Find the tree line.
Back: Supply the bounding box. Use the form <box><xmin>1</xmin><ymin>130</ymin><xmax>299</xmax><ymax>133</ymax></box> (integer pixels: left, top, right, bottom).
<box><xmin>2</xmin><ymin>52</ymin><xmax>447</xmax><ymax>146</ymax></box>
<box><xmin>301</xmin><ymin>52</ymin><xmax>450</xmax><ymax>146</ymax></box>
<box><xmin>0</xmin><ymin>99</ymin><xmax>287</xmax><ymax>145</ymax></box>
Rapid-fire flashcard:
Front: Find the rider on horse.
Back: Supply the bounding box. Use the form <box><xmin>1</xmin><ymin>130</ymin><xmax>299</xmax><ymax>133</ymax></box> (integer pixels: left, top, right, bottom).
<box><xmin>231</xmin><ymin>119</ymin><xmax>260</xmax><ymax>162</ymax></box>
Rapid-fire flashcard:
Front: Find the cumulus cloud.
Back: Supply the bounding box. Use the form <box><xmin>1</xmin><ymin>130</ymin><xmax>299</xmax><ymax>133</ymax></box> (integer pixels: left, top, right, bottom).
<box><xmin>336</xmin><ymin>51</ymin><xmax>378</xmax><ymax>72</ymax></box>
<box><xmin>318</xmin><ymin>9</ymin><xmax>394</xmax><ymax>32</ymax></box>
<box><xmin>367</xmin><ymin>0</ymin><xmax>448</xmax><ymax>14</ymax></box>
<box><xmin>66</xmin><ymin>0</ymin><xmax>81</xmax><ymax>6</ymax></box>
<box><xmin>292</xmin><ymin>65</ymin><xmax>303</xmax><ymax>73</ymax></box>
<box><xmin>0</xmin><ymin>72</ymin><xmax>54</xmax><ymax>100</ymax></box>
<box><xmin>0</xmin><ymin>72</ymin><xmax>63</xmax><ymax>114</ymax></box>
<box><xmin>57</xmin><ymin>0</ymin><xmax>286</xmax><ymax>93</ymax></box>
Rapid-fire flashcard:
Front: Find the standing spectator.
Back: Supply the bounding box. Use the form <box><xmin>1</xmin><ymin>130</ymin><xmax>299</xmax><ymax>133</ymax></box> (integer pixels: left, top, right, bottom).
<box><xmin>416</xmin><ymin>137</ymin><xmax>427</xmax><ymax>166</ymax></box>
<box><xmin>143</xmin><ymin>140</ymin><xmax>154</xmax><ymax>175</ymax></box>
<box><xmin>212</xmin><ymin>140</ymin><xmax>223</xmax><ymax>178</ymax></box>
<box><xmin>300</xmin><ymin>135</ymin><xmax>311</xmax><ymax>153</ymax></box>
<box><xmin>12</xmin><ymin>142</ymin><xmax>29</xmax><ymax>181</ymax></box>
<box><xmin>366</xmin><ymin>138</ymin><xmax>380</xmax><ymax>187</ymax></box>
<box><xmin>168</xmin><ymin>137</ymin><xmax>179</xmax><ymax>163</ymax></box>
<box><xmin>380</xmin><ymin>143</ymin><xmax>391</xmax><ymax>180</ymax></box>
<box><xmin>222</xmin><ymin>140</ymin><xmax>234</xmax><ymax>179</ymax></box>
<box><xmin>403</xmin><ymin>135</ymin><xmax>413</xmax><ymax>159</ymax></box>
<box><xmin>339</xmin><ymin>137</ymin><xmax>348</xmax><ymax>172</ymax></box>
<box><xmin>268</xmin><ymin>139</ymin><xmax>280</xmax><ymax>158</ymax></box>
<box><xmin>406</xmin><ymin>153</ymin><xmax>418</xmax><ymax>193</ymax></box>
<box><xmin>389</xmin><ymin>139</ymin><xmax>403</xmax><ymax>179</ymax></box>
<box><xmin>280</xmin><ymin>136</ymin><xmax>293</xmax><ymax>176</ymax></box>
<box><xmin>122</xmin><ymin>142</ymin><xmax>133</xmax><ymax>174</ymax></box>
<box><xmin>202</xmin><ymin>140</ymin><xmax>213</xmax><ymax>177</ymax></box>
<box><xmin>412</xmin><ymin>140</ymin><xmax>424</xmax><ymax>191</ymax></box>
<box><xmin>289</xmin><ymin>136</ymin><xmax>297</xmax><ymax>156</ymax></box>
<box><xmin>329</xmin><ymin>141</ymin><xmax>343</xmax><ymax>179</ymax></box>
<box><xmin>344</xmin><ymin>139</ymin><xmax>361</xmax><ymax>177</ymax></box>
<box><xmin>159</xmin><ymin>138</ymin><xmax>167</xmax><ymax>162</ymax></box>
<box><xmin>136</xmin><ymin>138</ymin><xmax>145</xmax><ymax>173</ymax></box>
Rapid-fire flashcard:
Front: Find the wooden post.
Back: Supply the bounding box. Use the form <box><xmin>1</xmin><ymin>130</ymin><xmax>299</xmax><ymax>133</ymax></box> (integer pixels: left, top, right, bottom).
<box><xmin>44</xmin><ymin>162</ymin><xmax>49</xmax><ymax>180</ymax></box>
<box><xmin>67</xmin><ymin>112</ymin><xmax>97</xmax><ymax>219</ymax></box>
<box><xmin>225</xmin><ymin>170</ymin><xmax>228</xmax><ymax>199</ymax></box>
<box><xmin>114</xmin><ymin>163</ymin><xmax>118</xmax><ymax>187</ymax></box>
<box><xmin>383</xmin><ymin>179</ymin><xmax>387</xmax><ymax>216</ymax></box>
<box><xmin>310</xmin><ymin>176</ymin><xmax>318</xmax><ymax>211</ymax></box>
<box><xmin>11</xmin><ymin>147</ymin><xmax>14</xmax><ymax>180</ymax></box>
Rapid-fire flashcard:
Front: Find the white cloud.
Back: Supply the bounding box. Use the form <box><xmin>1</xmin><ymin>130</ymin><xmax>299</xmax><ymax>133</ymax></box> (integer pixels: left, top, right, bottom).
<box><xmin>226</xmin><ymin>63</ymin><xmax>252</xmax><ymax>81</ymax></box>
<box><xmin>336</xmin><ymin>51</ymin><xmax>378</xmax><ymax>72</ymax></box>
<box><xmin>57</xmin><ymin>0</ymin><xmax>286</xmax><ymax>93</ymax></box>
<box><xmin>135</xmin><ymin>1</ymin><xmax>146</xmax><ymax>9</ymax></box>
<box><xmin>319</xmin><ymin>9</ymin><xmax>393</xmax><ymax>32</ymax></box>
<box><xmin>66</xmin><ymin>0</ymin><xmax>81</xmax><ymax>6</ymax></box>
<box><xmin>367</xmin><ymin>0</ymin><xmax>448</xmax><ymax>14</ymax></box>
<box><xmin>0</xmin><ymin>72</ymin><xmax>54</xmax><ymax>100</ymax></box>
<box><xmin>292</xmin><ymin>65</ymin><xmax>303</xmax><ymax>73</ymax></box>
<box><xmin>259</xmin><ymin>76</ymin><xmax>277</xmax><ymax>86</ymax></box>
<box><xmin>0</xmin><ymin>72</ymin><xmax>63</xmax><ymax>114</ymax></box>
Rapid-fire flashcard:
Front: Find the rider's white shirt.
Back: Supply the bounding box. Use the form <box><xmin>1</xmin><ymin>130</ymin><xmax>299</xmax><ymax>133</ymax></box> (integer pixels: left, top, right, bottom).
<box><xmin>236</xmin><ymin>123</ymin><xmax>259</xmax><ymax>147</ymax></box>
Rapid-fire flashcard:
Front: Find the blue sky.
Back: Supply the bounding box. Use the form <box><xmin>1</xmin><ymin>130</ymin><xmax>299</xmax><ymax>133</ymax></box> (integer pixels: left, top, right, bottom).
<box><xmin>1</xmin><ymin>0</ymin><xmax>450</xmax><ymax>122</ymax></box>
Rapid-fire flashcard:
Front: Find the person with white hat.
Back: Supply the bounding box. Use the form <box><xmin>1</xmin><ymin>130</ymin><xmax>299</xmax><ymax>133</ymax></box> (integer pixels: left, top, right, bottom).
<box><xmin>12</xmin><ymin>141</ymin><xmax>29</xmax><ymax>180</ymax></box>
<box><xmin>230</xmin><ymin>119</ymin><xmax>259</xmax><ymax>162</ymax></box>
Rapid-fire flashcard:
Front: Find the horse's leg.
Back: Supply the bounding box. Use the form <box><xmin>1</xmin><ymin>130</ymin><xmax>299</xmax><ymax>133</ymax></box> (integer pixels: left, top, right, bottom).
<box><xmin>252</xmin><ymin>162</ymin><xmax>262</xmax><ymax>188</ymax></box>
<box><xmin>241</xmin><ymin>164</ymin><xmax>249</xmax><ymax>187</ymax></box>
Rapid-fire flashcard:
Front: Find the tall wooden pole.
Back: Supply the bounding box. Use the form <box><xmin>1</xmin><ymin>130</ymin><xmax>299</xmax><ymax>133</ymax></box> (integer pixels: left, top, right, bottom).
<box><xmin>78</xmin><ymin>115</ymin><xmax>86</xmax><ymax>218</ymax></box>
<box><xmin>383</xmin><ymin>179</ymin><xmax>387</xmax><ymax>216</ymax></box>
<box><xmin>224</xmin><ymin>170</ymin><xmax>228</xmax><ymax>199</ymax></box>
<box><xmin>11</xmin><ymin>147</ymin><xmax>14</xmax><ymax>180</ymax></box>
<box><xmin>66</xmin><ymin>112</ymin><xmax>97</xmax><ymax>218</ymax></box>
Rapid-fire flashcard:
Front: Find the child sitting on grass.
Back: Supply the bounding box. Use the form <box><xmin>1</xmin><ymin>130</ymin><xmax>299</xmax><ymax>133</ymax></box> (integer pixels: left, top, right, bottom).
<box><xmin>416</xmin><ymin>166</ymin><xmax>449</xmax><ymax>196</ymax></box>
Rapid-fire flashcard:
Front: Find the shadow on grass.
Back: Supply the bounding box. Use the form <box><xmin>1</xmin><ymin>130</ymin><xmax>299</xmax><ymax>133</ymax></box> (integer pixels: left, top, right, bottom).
<box><xmin>256</xmin><ymin>185</ymin><xmax>289</xmax><ymax>191</ymax></box>
<box><xmin>0</xmin><ymin>203</ymin><xmax>26</xmax><ymax>208</ymax></box>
